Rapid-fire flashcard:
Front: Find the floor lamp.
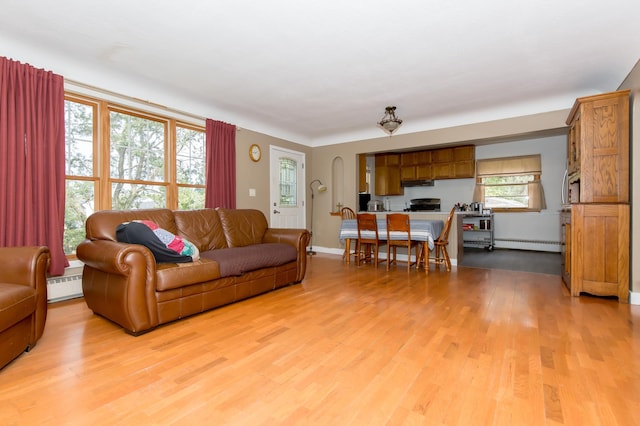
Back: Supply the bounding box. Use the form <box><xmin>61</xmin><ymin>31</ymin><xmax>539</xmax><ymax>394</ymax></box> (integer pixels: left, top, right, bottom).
<box><xmin>308</xmin><ymin>179</ymin><xmax>327</xmax><ymax>255</ymax></box>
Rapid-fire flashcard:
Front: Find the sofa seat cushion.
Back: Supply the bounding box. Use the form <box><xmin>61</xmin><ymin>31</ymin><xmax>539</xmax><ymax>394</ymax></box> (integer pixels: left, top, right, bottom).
<box><xmin>0</xmin><ymin>283</ymin><xmax>36</xmax><ymax>333</ymax></box>
<box><xmin>200</xmin><ymin>243</ymin><xmax>297</xmax><ymax>277</ymax></box>
<box><xmin>156</xmin><ymin>259</ymin><xmax>221</xmax><ymax>292</ymax></box>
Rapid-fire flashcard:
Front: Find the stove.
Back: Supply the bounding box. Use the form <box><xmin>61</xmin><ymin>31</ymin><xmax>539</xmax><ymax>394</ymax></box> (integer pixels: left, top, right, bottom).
<box><xmin>406</xmin><ymin>198</ymin><xmax>441</xmax><ymax>212</ymax></box>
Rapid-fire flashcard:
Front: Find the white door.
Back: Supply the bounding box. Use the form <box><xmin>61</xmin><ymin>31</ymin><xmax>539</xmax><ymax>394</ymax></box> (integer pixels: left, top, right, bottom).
<box><xmin>270</xmin><ymin>146</ymin><xmax>306</xmax><ymax>228</ymax></box>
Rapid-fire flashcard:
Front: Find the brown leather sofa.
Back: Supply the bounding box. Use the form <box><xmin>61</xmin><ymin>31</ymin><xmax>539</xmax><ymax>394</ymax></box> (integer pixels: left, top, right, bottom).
<box><xmin>77</xmin><ymin>208</ymin><xmax>310</xmax><ymax>335</ymax></box>
<box><xmin>0</xmin><ymin>246</ymin><xmax>50</xmax><ymax>370</ymax></box>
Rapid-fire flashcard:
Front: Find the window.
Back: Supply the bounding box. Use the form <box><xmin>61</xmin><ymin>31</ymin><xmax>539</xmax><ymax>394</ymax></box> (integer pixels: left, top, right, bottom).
<box><xmin>473</xmin><ymin>155</ymin><xmax>546</xmax><ymax>212</ymax></box>
<box><xmin>278</xmin><ymin>158</ymin><xmax>298</xmax><ymax>207</ymax></box>
<box><xmin>63</xmin><ymin>94</ymin><xmax>206</xmax><ymax>256</ymax></box>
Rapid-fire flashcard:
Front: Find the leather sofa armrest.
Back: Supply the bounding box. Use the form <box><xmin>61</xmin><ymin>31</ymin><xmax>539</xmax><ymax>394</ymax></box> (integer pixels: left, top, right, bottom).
<box><xmin>77</xmin><ymin>239</ymin><xmax>156</xmax><ymax>276</ymax></box>
<box><xmin>263</xmin><ymin>228</ymin><xmax>309</xmax><ymax>249</ymax></box>
<box><xmin>263</xmin><ymin>228</ymin><xmax>310</xmax><ymax>282</ymax></box>
<box><xmin>0</xmin><ymin>246</ymin><xmax>50</xmax><ymax>343</ymax></box>
<box><xmin>0</xmin><ymin>246</ymin><xmax>50</xmax><ymax>286</ymax></box>
<box><xmin>77</xmin><ymin>239</ymin><xmax>159</xmax><ymax>334</ymax></box>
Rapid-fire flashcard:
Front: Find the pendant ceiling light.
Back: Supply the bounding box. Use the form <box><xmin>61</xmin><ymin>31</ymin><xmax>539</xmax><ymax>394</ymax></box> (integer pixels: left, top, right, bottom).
<box><xmin>378</xmin><ymin>106</ymin><xmax>403</xmax><ymax>135</ymax></box>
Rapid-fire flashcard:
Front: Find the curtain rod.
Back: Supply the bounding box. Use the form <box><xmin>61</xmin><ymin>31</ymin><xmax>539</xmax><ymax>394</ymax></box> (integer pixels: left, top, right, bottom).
<box><xmin>64</xmin><ymin>78</ymin><xmax>208</xmax><ymax>123</ymax></box>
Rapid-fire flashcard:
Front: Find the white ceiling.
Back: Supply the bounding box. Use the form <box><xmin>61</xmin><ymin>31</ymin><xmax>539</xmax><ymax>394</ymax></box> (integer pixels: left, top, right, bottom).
<box><xmin>1</xmin><ymin>0</ymin><xmax>639</xmax><ymax>146</ymax></box>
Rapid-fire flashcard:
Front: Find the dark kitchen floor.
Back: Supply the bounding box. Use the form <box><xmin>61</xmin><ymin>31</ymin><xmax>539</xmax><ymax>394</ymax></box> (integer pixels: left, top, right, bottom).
<box><xmin>459</xmin><ymin>247</ymin><xmax>562</xmax><ymax>275</ymax></box>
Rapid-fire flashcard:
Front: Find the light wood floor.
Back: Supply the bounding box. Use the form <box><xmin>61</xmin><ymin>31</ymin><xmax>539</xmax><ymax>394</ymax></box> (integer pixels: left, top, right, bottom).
<box><xmin>2</xmin><ymin>254</ymin><xmax>639</xmax><ymax>425</ymax></box>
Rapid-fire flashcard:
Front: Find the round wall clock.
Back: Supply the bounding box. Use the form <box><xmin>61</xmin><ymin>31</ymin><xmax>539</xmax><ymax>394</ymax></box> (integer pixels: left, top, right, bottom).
<box><xmin>249</xmin><ymin>144</ymin><xmax>262</xmax><ymax>162</ymax></box>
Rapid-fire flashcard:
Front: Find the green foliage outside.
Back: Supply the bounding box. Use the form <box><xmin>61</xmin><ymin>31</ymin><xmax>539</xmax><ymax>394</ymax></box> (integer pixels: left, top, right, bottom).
<box><xmin>63</xmin><ymin>101</ymin><xmax>206</xmax><ymax>255</ymax></box>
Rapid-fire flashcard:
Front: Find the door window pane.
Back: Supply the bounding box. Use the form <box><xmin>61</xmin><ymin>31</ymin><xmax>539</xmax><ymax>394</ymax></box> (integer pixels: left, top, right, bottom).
<box><xmin>279</xmin><ymin>158</ymin><xmax>298</xmax><ymax>207</ymax></box>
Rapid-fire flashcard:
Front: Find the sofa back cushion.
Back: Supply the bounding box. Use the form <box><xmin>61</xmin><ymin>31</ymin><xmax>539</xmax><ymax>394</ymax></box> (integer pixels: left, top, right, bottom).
<box><xmin>173</xmin><ymin>209</ymin><xmax>228</xmax><ymax>251</ymax></box>
<box><xmin>217</xmin><ymin>208</ymin><xmax>268</xmax><ymax>247</ymax></box>
<box><xmin>85</xmin><ymin>209</ymin><xmax>177</xmax><ymax>241</ymax></box>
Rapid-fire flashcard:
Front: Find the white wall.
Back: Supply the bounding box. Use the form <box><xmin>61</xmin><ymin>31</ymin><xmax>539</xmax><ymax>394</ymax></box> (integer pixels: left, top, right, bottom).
<box><xmin>379</xmin><ymin>134</ymin><xmax>567</xmax><ymax>251</ymax></box>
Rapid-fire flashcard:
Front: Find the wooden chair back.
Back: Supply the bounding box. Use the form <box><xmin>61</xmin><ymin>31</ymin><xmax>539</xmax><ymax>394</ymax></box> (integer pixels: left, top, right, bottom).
<box><xmin>386</xmin><ymin>213</ymin><xmax>419</xmax><ymax>271</ymax></box>
<box><xmin>340</xmin><ymin>207</ymin><xmax>357</xmax><ymax>220</ymax></box>
<box><xmin>356</xmin><ymin>213</ymin><xmax>385</xmax><ymax>267</ymax></box>
<box><xmin>437</xmin><ymin>206</ymin><xmax>456</xmax><ymax>244</ymax></box>
<box><xmin>432</xmin><ymin>206</ymin><xmax>456</xmax><ymax>271</ymax></box>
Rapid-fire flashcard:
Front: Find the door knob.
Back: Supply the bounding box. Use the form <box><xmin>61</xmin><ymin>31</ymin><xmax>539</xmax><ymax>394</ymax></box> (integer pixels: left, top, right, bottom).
<box><xmin>273</xmin><ymin>209</ymin><xmax>281</xmax><ymax>214</ymax></box>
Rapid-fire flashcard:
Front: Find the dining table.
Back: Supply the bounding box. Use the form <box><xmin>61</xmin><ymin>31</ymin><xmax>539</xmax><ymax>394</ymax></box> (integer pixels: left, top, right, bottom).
<box><xmin>338</xmin><ymin>217</ymin><xmax>444</xmax><ymax>268</ymax></box>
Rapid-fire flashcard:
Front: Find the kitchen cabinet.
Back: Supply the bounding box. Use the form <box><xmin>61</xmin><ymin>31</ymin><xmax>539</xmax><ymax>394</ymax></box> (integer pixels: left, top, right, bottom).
<box><xmin>566</xmin><ymin>90</ymin><xmax>629</xmax><ymax>203</ymax></box>
<box><xmin>462</xmin><ymin>214</ymin><xmax>494</xmax><ymax>250</ymax></box>
<box><xmin>452</xmin><ymin>146</ymin><xmax>475</xmax><ymax>178</ymax></box>
<box><xmin>560</xmin><ymin>210</ymin><xmax>571</xmax><ymax>286</ymax></box>
<box><xmin>400</xmin><ymin>145</ymin><xmax>474</xmax><ymax>181</ymax></box>
<box><xmin>375</xmin><ymin>153</ymin><xmax>403</xmax><ymax>196</ymax></box>
<box><xmin>358</xmin><ymin>154</ymin><xmax>367</xmax><ymax>193</ymax></box>
<box><xmin>566</xmin><ymin>204</ymin><xmax>629</xmax><ymax>303</ymax></box>
<box><xmin>401</xmin><ymin>151</ymin><xmax>433</xmax><ymax>180</ymax></box>
<box><xmin>562</xmin><ymin>90</ymin><xmax>630</xmax><ymax>303</ymax></box>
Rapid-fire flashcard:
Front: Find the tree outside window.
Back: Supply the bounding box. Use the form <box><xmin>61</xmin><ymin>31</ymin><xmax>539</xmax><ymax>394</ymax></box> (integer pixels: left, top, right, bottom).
<box><xmin>63</xmin><ymin>95</ymin><xmax>206</xmax><ymax>256</ymax></box>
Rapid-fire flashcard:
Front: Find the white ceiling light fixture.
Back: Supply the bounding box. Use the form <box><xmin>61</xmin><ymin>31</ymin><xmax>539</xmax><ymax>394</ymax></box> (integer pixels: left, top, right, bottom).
<box><xmin>378</xmin><ymin>106</ymin><xmax>403</xmax><ymax>135</ymax></box>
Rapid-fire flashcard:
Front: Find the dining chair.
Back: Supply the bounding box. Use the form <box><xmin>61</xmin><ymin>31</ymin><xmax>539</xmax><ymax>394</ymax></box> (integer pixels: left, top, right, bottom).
<box><xmin>430</xmin><ymin>206</ymin><xmax>456</xmax><ymax>271</ymax></box>
<box><xmin>356</xmin><ymin>213</ymin><xmax>386</xmax><ymax>267</ymax></box>
<box><xmin>340</xmin><ymin>207</ymin><xmax>359</xmax><ymax>261</ymax></box>
<box><xmin>386</xmin><ymin>213</ymin><xmax>421</xmax><ymax>271</ymax></box>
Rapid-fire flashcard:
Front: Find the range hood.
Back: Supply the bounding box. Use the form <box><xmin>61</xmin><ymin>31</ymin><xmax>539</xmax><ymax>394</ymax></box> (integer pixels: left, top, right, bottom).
<box><xmin>401</xmin><ymin>179</ymin><xmax>435</xmax><ymax>187</ymax></box>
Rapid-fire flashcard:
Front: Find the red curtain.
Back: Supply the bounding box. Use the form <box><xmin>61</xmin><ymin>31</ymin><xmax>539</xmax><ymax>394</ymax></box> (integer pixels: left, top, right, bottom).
<box><xmin>205</xmin><ymin>119</ymin><xmax>236</xmax><ymax>209</ymax></box>
<box><xmin>0</xmin><ymin>56</ymin><xmax>68</xmax><ymax>275</ymax></box>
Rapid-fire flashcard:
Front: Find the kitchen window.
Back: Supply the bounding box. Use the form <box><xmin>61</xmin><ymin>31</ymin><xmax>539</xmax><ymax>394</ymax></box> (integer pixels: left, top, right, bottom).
<box><xmin>473</xmin><ymin>154</ymin><xmax>546</xmax><ymax>212</ymax></box>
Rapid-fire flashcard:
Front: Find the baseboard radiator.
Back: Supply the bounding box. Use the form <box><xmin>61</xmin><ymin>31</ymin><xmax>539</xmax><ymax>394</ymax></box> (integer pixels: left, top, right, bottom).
<box><xmin>47</xmin><ymin>267</ymin><xmax>83</xmax><ymax>302</ymax></box>
<box><xmin>494</xmin><ymin>238</ymin><xmax>561</xmax><ymax>253</ymax></box>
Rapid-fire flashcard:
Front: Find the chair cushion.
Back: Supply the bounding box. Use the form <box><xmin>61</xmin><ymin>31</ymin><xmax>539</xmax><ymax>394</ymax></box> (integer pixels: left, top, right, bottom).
<box><xmin>0</xmin><ymin>283</ymin><xmax>36</xmax><ymax>333</ymax></box>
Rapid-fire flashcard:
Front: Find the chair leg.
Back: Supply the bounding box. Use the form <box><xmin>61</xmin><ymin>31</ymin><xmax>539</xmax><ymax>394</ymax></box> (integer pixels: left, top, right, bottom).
<box><xmin>442</xmin><ymin>246</ymin><xmax>451</xmax><ymax>271</ymax></box>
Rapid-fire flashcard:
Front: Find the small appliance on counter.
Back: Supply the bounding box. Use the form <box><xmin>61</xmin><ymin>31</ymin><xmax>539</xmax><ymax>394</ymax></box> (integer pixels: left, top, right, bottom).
<box><xmin>405</xmin><ymin>198</ymin><xmax>441</xmax><ymax>212</ymax></box>
<box><xmin>358</xmin><ymin>193</ymin><xmax>371</xmax><ymax>212</ymax></box>
<box><xmin>367</xmin><ymin>199</ymin><xmax>384</xmax><ymax>212</ymax></box>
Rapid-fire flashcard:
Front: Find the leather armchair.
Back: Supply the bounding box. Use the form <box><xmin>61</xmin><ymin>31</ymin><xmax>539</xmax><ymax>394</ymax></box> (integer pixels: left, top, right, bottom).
<box><xmin>0</xmin><ymin>246</ymin><xmax>50</xmax><ymax>370</ymax></box>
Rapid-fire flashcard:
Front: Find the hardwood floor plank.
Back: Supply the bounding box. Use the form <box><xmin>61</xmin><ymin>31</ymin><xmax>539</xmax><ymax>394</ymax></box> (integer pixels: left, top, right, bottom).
<box><xmin>1</xmin><ymin>253</ymin><xmax>640</xmax><ymax>425</ymax></box>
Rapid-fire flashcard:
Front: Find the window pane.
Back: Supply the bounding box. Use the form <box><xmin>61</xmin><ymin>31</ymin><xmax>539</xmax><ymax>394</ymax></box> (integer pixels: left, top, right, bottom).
<box><xmin>484</xmin><ymin>184</ymin><xmax>529</xmax><ymax>208</ymax></box>
<box><xmin>176</xmin><ymin>127</ymin><xmax>205</xmax><ymax>185</ymax></box>
<box><xmin>64</xmin><ymin>100</ymin><xmax>94</xmax><ymax>176</ymax></box>
<box><xmin>110</xmin><ymin>111</ymin><xmax>165</xmax><ymax>182</ymax></box>
<box><xmin>279</xmin><ymin>158</ymin><xmax>297</xmax><ymax>207</ymax></box>
<box><xmin>178</xmin><ymin>187</ymin><xmax>205</xmax><ymax>210</ymax></box>
<box><xmin>482</xmin><ymin>175</ymin><xmax>533</xmax><ymax>209</ymax></box>
<box><xmin>112</xmin><ymin>183</ymin><xmax>166</xmax><ymax>209</ymax></box>
<box><xmin>64</xmin><ymin>180</ymin><xmax>95</xmax><ymax>255</ymax></box>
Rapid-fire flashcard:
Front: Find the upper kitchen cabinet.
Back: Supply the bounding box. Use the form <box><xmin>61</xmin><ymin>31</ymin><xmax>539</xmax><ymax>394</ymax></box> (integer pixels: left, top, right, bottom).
<box><xmin>401</xmin><ymin>151</ymin><xmax>432</xmax><ymax>180</ymax></box>
<box><xmin>375</xmin><ymin>153</ymin><xmax>403</xmax><ymax>195</ymax></box>
<box><xmin>358</xmin><ymin>154</ymin><xmax>368</xmax><ymax>193</ymax></box>
<box><xmin>430</xmin><ymin>145</ymin><xmax>476</xmax><ymax>180</ymax></box>
<box><xmin>566</xmin><ymin>90</ymin><xmax>630</xmax><ymax>203</ymax></box>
